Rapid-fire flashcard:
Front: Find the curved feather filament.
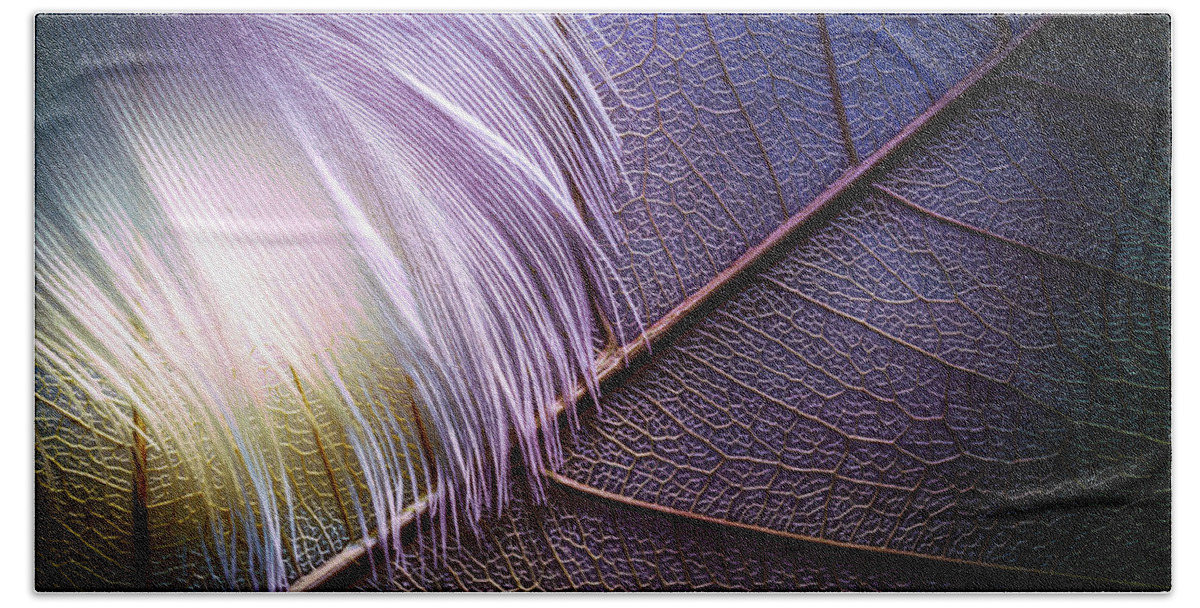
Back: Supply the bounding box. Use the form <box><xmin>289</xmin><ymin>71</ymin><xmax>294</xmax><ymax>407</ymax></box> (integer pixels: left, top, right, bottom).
<box><xmin>35</xmin><ymin>14</ymin><xmax>634</xmax><ymax>589</ymax></box>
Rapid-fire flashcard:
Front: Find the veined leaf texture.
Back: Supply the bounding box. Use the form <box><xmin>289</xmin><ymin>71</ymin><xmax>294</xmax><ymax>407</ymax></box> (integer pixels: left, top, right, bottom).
<box><xmin>34</xmin><ymin>13</ymin><xmax>1170</xmax><ymax>591</ymax></box>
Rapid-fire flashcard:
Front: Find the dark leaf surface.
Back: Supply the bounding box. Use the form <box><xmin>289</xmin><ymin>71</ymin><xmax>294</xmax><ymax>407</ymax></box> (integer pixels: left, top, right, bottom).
<box><xmin>360</xmin><ymin>14</ymin><xmax>1170</xmax><ymax>591</ymax></box>
<box><xmin>593</xmin><ymin>14</ymin><xmax>1016</xmax><ymax>334</ymax></box>
<box><xmin>34</xmin><ymin>13</ymin><xmax>1170</xmax><ymax>591</ymax></box>
<box><xmin>351</xmin><ymin>474</ymin><xmax>1122</xmax><ymax>591</ymax></box>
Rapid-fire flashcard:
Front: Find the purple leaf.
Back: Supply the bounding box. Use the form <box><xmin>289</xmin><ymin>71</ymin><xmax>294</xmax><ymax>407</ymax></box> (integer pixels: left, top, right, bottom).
<box><xmin>34</xmin><ymin>13</ymin><xmax>1169</xmax><ymax>591</ymax></box>
<box><xmin>365</xmin><ymin>14</ymin><xmax>1169</xmax><ymax>591</ymax></box>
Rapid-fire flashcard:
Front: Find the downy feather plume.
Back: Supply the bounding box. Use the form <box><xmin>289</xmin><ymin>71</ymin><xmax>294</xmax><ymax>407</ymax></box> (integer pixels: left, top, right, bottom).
<box><xmin>35</xmin><ymin>14</ymin><xmax>634</xmax><ymax>589</ymax></box>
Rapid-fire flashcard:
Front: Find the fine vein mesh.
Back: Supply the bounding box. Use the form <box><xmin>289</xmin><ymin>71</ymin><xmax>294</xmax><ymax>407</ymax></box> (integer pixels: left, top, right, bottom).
<box><xmin>35</xmin><ymin>14</ymin><xmax>632</xmax><ymax>589</ymax></box>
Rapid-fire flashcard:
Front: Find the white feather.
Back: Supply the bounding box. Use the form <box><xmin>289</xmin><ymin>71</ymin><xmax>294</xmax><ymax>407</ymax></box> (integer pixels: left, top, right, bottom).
<box><xmin>35</xmin><ymin>14</ymin><xmax>634</xmax><ymax>589</ymax></box>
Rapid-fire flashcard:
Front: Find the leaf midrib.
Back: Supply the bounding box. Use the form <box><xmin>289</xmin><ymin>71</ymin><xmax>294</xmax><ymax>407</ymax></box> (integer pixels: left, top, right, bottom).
<box><xmin>295</xmin><ymin>15</ymin><xmax>1078</xmax><ymax>591</ymax></box>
